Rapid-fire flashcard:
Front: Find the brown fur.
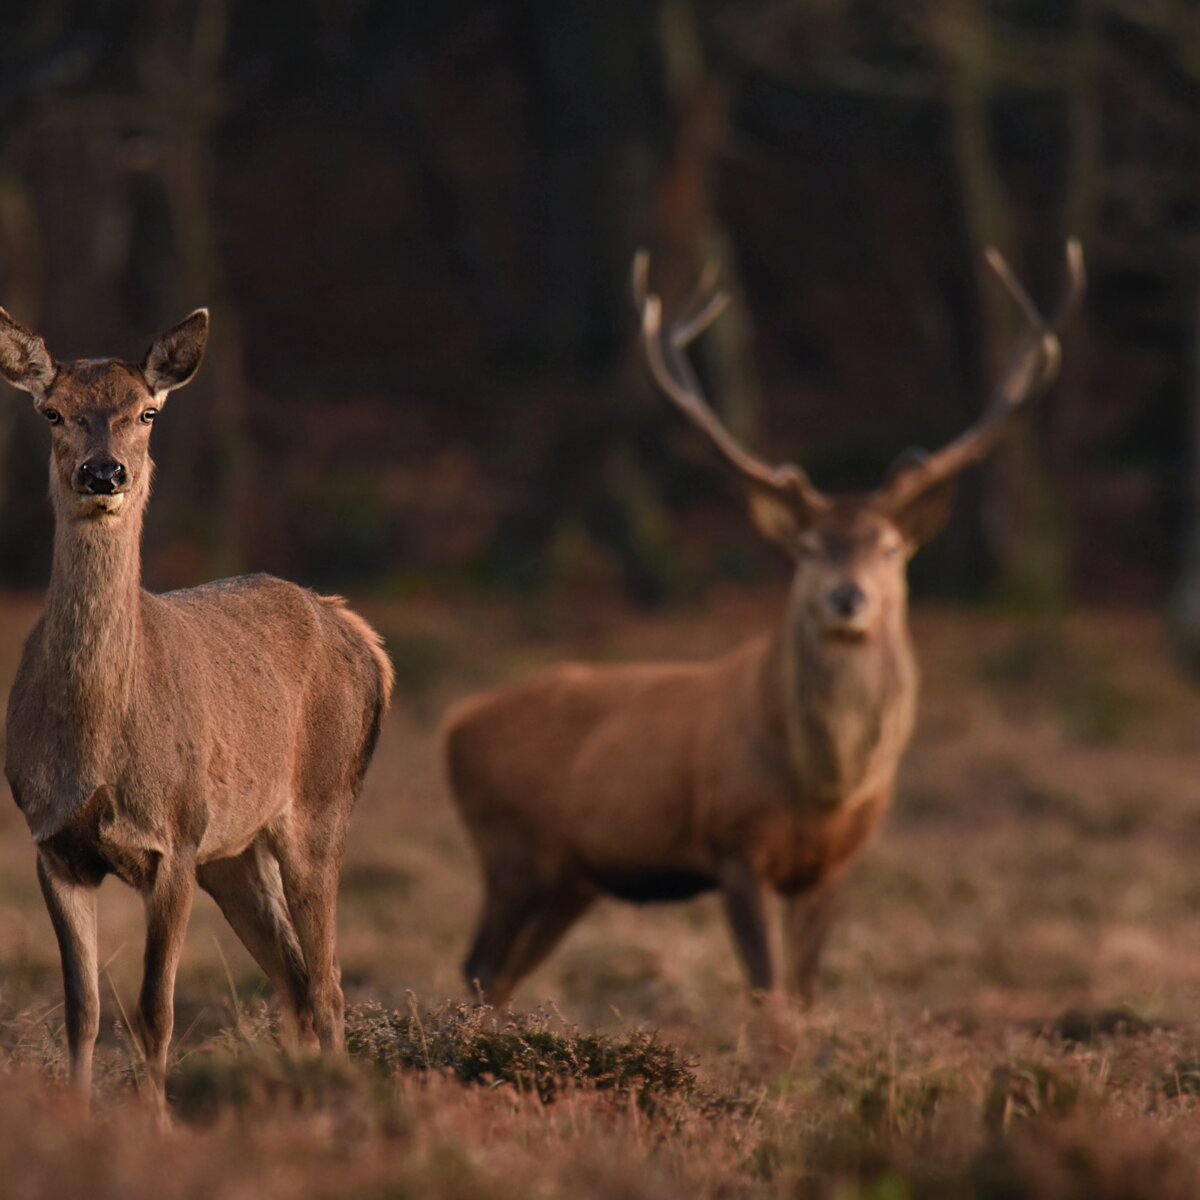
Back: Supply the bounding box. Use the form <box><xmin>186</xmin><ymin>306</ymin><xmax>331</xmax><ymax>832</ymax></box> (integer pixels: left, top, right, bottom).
<box><xmin>445</xmin><ymin>245</ymin><xmax>1081</xmax><ymax>1007</ymax></box>
<box><xmin>0</xmin><ymin>308</ymin><xmax>394</xmax><ymax>1104</ymax></box>
<box><xmin>442</xmin><ymin>502</ymin><xmax>924</xmax><ymax>1006</ymax></box>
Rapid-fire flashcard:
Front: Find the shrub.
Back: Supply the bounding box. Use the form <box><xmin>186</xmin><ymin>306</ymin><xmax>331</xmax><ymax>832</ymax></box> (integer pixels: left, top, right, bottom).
<box><xmin>346</xmin><ymin>1000</ymin><xmax>698</xmax><ymax>1115</ymax></box>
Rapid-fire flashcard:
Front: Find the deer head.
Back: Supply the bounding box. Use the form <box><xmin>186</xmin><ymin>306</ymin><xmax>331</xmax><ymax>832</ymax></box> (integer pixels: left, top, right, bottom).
<box><xmin>0</xmin><ymin>309</ymin><xmax>209</xmax><ymax>522</ymax></box>
<box><xmin>634</xmin><ymin>241</ymin><xmax>1085</xmax><ymax>642</ymax></box>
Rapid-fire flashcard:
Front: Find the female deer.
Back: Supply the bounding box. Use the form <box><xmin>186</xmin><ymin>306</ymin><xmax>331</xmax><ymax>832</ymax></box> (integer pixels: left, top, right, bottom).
<box><xmin>1</xmin><ymin>309</ymin><xmax>394</xmax><ymax>1103</ymax></box>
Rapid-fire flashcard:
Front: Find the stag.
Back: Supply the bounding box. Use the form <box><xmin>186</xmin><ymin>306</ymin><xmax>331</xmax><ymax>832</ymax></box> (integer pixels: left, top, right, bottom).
<box><xmin>443</xmin><ymin>241</ymin><xmax>1083</xmax><ymax>1006</ymax></box>
<box><xmin>1</xmin><ymin>309</ymin><xmax>394</xmax><ymax>1105</ymax></box>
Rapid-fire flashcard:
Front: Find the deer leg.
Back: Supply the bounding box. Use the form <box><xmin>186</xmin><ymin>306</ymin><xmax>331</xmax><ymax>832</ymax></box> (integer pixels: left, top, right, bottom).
<box><xmin>783</xmin><ymin>884</ymin><xmax>840</xmax><ymax>1006</ymax></box>
<box><xmin>719</xmin><ymin>859</ymin><xmax>774</xmax><ymax>994</ymax></box>
<box><xmin>485</xmin><ymin>882</ymin><xmax>594</xmax><ymax>1004</ymax></box>
<box><xmin>37</xmin><ymin>852</ymin><xmax>100</xmax><ymax>1097</ymax></box>
<box><xmin>273</xmin><ymin>828</ymin><xmax>348</xmax><ymax>1052</ymax></box>
<box><xmin>463</xmin><ymin>876</ymin><xmax>543</xmax><ymax>1006</ymax></box>
<box><xmin>197</xmin><ymin>842</ymin><xmax>312</xmax><ymax>1048</ymax></box>
<box><xmin>136</xmin><ymin>854</ymin><xmax>196</xmax><ymax>1104</ymax></box>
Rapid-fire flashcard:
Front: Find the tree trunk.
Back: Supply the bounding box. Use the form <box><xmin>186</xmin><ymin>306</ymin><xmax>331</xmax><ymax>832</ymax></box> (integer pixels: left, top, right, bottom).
<box><xmin>939</xmin><ymin>4</ymin><xmax>1069</xmax><ymax>608</ymax></box>
<box><xmin>1171</xmin><ymin>283</ymin><xmax>1200</xmax><ymax>666</ymax></box>
<box><xmin>143</xmin><ymin>0</ymin><xmax>253</xmax><ymax>580</ymax></box>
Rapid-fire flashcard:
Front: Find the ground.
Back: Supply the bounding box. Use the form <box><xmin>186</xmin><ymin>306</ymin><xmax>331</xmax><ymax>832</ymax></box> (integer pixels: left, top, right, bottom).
<box><xmin>1</xmin><ymin>585</ymin><xmax>1199</xmax><ymax>1198</ymax></box>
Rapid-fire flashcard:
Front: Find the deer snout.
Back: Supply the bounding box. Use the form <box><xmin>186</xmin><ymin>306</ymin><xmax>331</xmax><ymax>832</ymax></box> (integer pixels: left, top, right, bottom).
<box><xmin>826</xmin><ymin>582</ymin><xmax>866</xmax><ymax>621</ymax></box>
<box><xmin>77</xmin><ymin>458</ymin><xmax>128</xmax><ymax>495</ymax></box>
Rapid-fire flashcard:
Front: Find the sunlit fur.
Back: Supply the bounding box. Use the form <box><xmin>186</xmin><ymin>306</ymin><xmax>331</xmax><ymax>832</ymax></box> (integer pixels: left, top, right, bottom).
<box><xmin>450</xmin><ymin>243</ymin><xmax>1080</xmax><ymax>1008</ymax></box>
<box><xmin>440</xmin><ymin>482</ymin><xmax>953</xmax><ymax>1007</ymax></box>
<box><xmin>38</xmin><ymin>359</ymin><xmax>159</xmax><ymax>521</ymax></box>
<box><xmin>0</xmin><ymin>309</ymin><xmax>394</xmax><ymax>1108</ymax></box>
<box><xmin>788</xmin><ymin>504</ymin><xmax>909</xmax><ymax>641</ymax></box>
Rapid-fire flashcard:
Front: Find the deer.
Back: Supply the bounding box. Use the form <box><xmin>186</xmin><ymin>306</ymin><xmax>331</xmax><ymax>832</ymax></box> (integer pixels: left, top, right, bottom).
<box><xmin>0</xmin><ymin>307</ymin><xmax>395</xmax><ymax>1107</ymax></box>
<box><xmin>442</xmin><ymin>239</ymin><xmax>1084</xmax><ymax>1007</ymax></box>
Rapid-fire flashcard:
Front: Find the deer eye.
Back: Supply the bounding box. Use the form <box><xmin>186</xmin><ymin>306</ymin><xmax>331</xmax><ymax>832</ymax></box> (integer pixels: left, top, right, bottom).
<box><xmin>882</xmin><ymin>539</ymin><xmax>902</xmax><ymax>559</ymax></box>
<box><xmin>797</xmin><ymin>532</ymin><xmax>822</xmax><ymax>556</ymax></box>
<box><xmin>43</xmin><ymin>408</ymin><xmax>63</xmax><ymax>426</ymax></box>
<box><xmin>140</xmin><ymin>407</ymin><xmax>158</xmax><ymax>425</ymax></box>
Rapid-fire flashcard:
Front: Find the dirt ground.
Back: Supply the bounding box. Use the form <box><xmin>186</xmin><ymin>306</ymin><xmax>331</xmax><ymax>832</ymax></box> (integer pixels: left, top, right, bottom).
<box><xmin>2</xmin><ymin>584</ymin><xmax>1200</xmax><ymax>1198</ymax></box>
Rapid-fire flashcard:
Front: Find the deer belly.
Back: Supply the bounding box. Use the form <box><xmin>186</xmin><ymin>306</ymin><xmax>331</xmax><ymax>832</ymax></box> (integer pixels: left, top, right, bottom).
<box><xmin>197</xmin><ymin>786</ymin><xmax>291</xmax><ymax>862</ymax></box>
<box><xmin>193</xmin><ymin>733</ymin><xmax>297</xmax><ymax>860</ymax></box>
<box><xmin>587</xmin><ymin>865</ymin><xmax>717</xmax><ymax>904</ymax></box>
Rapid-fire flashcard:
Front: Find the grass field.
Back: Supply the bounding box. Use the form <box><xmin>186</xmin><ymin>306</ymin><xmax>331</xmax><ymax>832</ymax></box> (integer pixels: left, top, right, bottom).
<box><xmin>2</xmin><ymin>585</ymin><xmax>1200</xmax><ymax>1198</ymax></box>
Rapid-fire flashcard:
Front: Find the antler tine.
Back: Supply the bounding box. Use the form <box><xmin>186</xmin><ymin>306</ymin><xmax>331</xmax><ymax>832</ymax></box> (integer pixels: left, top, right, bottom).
<box><xmin>634</xmin><ymin>250</ymin><xmax>825</xmax><ymax>507</ymax></box>
<box><xmin>881</xmin><ymin>238</ymin><xmax>1085</xmax><ymax>511</ymax></box>
<box><xmin>635</xmin><ymin>251</ymin><xmax>730</xmax><ymax>347</ymax></box>
<box><xmin>672</xmin><ymin>288</ymin><xmax>732</xmax><ymax>348</ymax></box>
<box><xmin>986</xmin><ymin>236</ymin><xmax>1085</xmax><ymax>333</ymax></box>
<box><xmin>631</xmin><ymin>247</ymin><xmax>651</xmax><ymax>311</ymax></box>
<box><xmin>984</xmin><ymin>246</ymin><xmax>1042</xmax><ymax>329</ymax></box>
<box><xmin>672</xmin><ymin>261</ymin><xmax>728</xmax><ymax>345</ymax></box>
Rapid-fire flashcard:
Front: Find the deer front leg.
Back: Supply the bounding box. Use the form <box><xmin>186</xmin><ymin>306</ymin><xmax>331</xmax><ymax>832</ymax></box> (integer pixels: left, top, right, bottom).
<box><xmin>37</xmin><ymin>852</ymin><xmax>100</xmax><ymax>1098</ymax></box>
<box><xmin>783</xmin><ymin>884</ymin><xmax>839</xmax><ymax>1006</ymax></box>
<box><xmin>136</xmin><ymin>854</ymin><xmax>195</xmax><ymax>1103</ymax></box>
<box><xmin>718</xmin><ymin>859</ymin><xmax>774</xmax><ymax>994</ymax></box>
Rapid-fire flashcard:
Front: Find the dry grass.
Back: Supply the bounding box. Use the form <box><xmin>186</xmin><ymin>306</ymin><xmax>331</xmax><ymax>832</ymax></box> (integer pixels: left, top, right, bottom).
<box><xmin>2</xmin><ymin>585</ymin><xmax>1200</xmax><ymax>1197</ymax></box>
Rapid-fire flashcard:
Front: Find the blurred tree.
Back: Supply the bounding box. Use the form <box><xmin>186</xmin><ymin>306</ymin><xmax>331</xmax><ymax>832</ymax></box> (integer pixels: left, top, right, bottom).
<box><xmin>0</xmin><ymin>168</ymin><xmax>41</xmax><ymax>576</ymax></box>
<box><xmin>0</xmin><ymin>0</ymin><xmax>1197</xmax><ymax>616</ymax></box>
<box><xmin>0</xmin><ymin>0</ymin><xmax>253</xmax><ymax>582</ymax></box>
<box><xmin>479</xmin><ymin>0</ymin><xmax>675</xmax><ymax>600</ymax></box>
<box><xmin>137</xmin><ymin>0</ymin><xmax>254</xmax><ymax>579</ymax></box>
<box><xmin>930</xmin><ymin>0</ymin><xmax>1086</xmax><ymax>607</ymax></box>
<box><xmin>714</xmin><ymin>0</ymin><xmax>1094</xmax><ymax>604</ymax></box>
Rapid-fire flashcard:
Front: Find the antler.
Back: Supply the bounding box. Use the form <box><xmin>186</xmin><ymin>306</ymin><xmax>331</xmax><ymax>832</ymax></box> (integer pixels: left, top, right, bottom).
<box><xmin>879</xmin><ymin>238</ymin><xmax>1086</xmax><ymax>511</ymax></box>
<box><xmin>633</xmin><ymin>250</ymin><xmax>829</xmax><ymax>513</ymax></box>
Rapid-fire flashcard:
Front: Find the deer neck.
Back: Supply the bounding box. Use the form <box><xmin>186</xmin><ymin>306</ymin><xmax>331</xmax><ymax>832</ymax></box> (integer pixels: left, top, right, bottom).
<box><xmin>767</xmin><ymin>604</ymin><xmax>918</xmax><ymax>809</ymax></box>
<box><xmin>42</xmin><ymin>500</ymin><xmax>146</xmax><ymax>730</ymax></box>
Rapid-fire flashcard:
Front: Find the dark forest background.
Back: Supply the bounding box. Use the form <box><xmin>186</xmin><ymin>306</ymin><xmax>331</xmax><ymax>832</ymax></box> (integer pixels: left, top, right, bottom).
<box><xmin>1</xmin><ymin>1</ymin><xmax>1198</xmax><ymax>629</ymax></box>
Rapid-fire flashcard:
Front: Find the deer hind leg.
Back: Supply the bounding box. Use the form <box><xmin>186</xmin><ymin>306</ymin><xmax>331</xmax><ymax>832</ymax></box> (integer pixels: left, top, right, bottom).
<box><xmin>271</xmin><ymin>815</ymin><xmax>350</xmax><ymax>1053</ymax></box>
<box><xmin>470</xmin><ymin>878</ymin><xmax>593</xmax><ymax>1006</ymax></box>
<box><xmin>37</xmin><ymin>853</ymin><xmax>100</xmax><ymax>1098</ymax></box>
<box><xmin>718</xmin><ymin>859</ymin><xmax>774</xmax><ymax>994</ymax></box>
<box><xmin>782</xmin><ymin>884</ymin><xmax>840</xmax><ymax>1007</ymax></box>
<box><xmin>463</xmin><ymin>875</ymin><xmax>541</xmax><ymax>1006</ymax></box>
<box><xmin>197</xmin><ymin>841</ymin><xmax>312</xmax><ymax>1048</ymax></box>
<box><xmin>136</xmin><ymin>854</ymin><xmax>196</xmax><ymax>1106</ymax></box>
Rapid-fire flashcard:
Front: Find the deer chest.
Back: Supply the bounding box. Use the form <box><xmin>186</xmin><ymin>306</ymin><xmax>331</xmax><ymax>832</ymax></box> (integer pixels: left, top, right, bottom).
<box><xmin>748</xmin><ymin>792</ymin><xmax>891</xmax><ymax>894</ymax></box>
<box><xmin>36</xmin><ymin>786</ymin><xmax>161</xmax><ymax>890</ymax></box>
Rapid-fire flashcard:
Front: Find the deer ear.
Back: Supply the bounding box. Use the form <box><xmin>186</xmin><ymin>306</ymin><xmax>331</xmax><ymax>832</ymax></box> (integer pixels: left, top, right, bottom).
<box><xmin>142</xmin><ymin>309</ymin><xmax>209</xmax><ymax>398</ymax></box>
<box><xmin>747</xmin><ymin>489</ymin><xmax>810</xmax><ymax>554</ymax></box>
<box><xmin>0</xmin><ymin>307</ymin><xmax>56</xmax><ymax>401</ymax></box>
<box><xmin>893</xmin><ymin>478</ymin><xmax>956</xmax><ymax>548</ymax></box>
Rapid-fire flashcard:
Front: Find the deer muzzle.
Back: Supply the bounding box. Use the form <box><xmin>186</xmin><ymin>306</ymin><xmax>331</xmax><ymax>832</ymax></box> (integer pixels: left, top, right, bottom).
<box><xmin>71</xmin><ymin>458</ymin><xmax>130</xmax><ymax>517</ymax></box>
<box><xmin>76</xmin><ymin>458</ymin><xmax>128</xmax><ymax>496</ymax></box>
<box><xmin>821</xmin><ymin>581</ymin><xmax>874</xmax><ymax>639</ymax></box>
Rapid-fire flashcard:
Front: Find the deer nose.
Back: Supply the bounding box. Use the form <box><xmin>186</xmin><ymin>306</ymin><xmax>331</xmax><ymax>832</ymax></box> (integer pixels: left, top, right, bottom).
<box><xmin>827</xmin><ymin>582</ymin><xmax>866</xmax><ymax>620</ymax></box>
<box><xmin>79</xmin><ymin>458</ymin><xmax>127</xmax><ymax>495</ymax></box>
